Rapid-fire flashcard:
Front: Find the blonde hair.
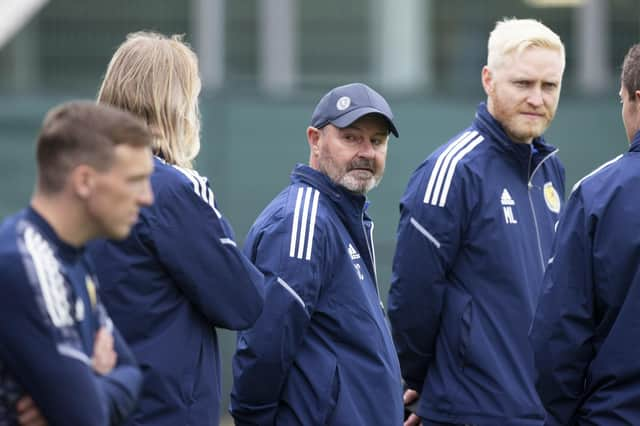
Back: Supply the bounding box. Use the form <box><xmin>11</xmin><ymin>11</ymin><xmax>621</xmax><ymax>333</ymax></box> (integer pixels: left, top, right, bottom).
<box><xmin>98</xmin><ymin>31</ymin><xmax>201</xmax><ymax>168</ymax></box>
<box><xmin>487</xmin><ymin>18</ymin><xmax>565</xmax><ymax>72</ymax></box>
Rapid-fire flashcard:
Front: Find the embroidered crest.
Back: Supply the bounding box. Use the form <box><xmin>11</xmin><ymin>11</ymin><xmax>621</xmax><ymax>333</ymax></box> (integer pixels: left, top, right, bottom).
<box><xmin>336</xmin><ymin>96</ymin><xmax>351</xmax><ymax>111</ymax></box>
<box><xmin>543</xmin><ymin>182</ymin><xmax>561</xmax><ymax>213</ymax></box>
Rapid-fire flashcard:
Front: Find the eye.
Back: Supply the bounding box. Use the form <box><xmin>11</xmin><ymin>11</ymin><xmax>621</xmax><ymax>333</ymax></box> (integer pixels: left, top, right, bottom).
<box><xmin>343</xmin><ymin>133</ymin><xmax>359</xmax><ymax>143</ymax></box>
<box><xmin>542</xmin><ymin>82</ymin><xmax>558</xmax><ymax>91</ymax></box>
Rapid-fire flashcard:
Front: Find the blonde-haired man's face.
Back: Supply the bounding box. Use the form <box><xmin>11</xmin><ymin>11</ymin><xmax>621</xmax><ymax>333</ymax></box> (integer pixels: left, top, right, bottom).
<box><xmin>482</xmin><ymin>46</ymin><xmax>564</xmax><ymax>144</ymax></box>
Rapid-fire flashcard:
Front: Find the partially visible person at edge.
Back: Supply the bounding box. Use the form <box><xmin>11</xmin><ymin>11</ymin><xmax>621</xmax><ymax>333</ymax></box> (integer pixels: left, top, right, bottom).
<box><xmin>0</xmin><ymin>101</ymin><xmax>153</xmax><ymax>425</ymax></box>
<box><xmin>230</xmin><ymin>83</ymin><xmax>404</xmax><ymax>425</ymax></box>
<box><xmin>388</xmin><ymin>18</ymin><xmax>566</xmax><ymax>426</ymax></box>
<box><xmin>87</xmin><ymin>32</ymin><xmax>265</xmax><ymax>426</ymax></box>
<box><xmin>530</xmin><ymin>43</ymin><xmax>640</xmax><ymax>426</ymax></box>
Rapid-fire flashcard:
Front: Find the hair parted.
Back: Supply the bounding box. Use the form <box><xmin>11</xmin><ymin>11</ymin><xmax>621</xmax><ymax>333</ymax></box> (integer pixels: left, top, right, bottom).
<box><xmin>622</xmin><ymin>44</ymin><xmax>640</xmax><ymax>101</ymax></box>
<box><xmin>37</xmin><ymin>101</ymin><xmax>152</xmax><ymax>194</ymax></box>
<box><xmin>487</xmin><ymin>18</ymin><xmax>565</xmax><ymax>72</ymax></box>
<box><xmin>97</xmin><ymin>31</ymin><xmax>201</xmax><ymax>168</ymax></box>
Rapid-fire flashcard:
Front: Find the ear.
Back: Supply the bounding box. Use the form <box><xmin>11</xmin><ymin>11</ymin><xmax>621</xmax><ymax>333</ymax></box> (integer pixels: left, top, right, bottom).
<box><xmin>481</xmin><ymin>66</ymin><xmax>493</xmax><ymax>96</ymax></box>
<box><xmin>307</xmin><ymin>126</ymin><xmax>321</xmax><ymax>156</ymax></box>
<box><xmin>70</xmin><ymin>165</ymin><xmax>96</xmax><ymax>199</ymax></box>
<box><xmin>634</xmin><ymin>89</ymin><xmax>640</xmax><ymax>102</ymax></box>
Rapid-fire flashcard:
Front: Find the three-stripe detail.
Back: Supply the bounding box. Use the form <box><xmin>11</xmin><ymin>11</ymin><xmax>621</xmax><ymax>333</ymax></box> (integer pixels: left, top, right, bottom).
<box><xmin>289</xmin><ymin>186</ymin><xmax>320</xmax><ymax>260</ymax></box>
<box><xmin>23</xmin><ymin>226</ymin><xmax>74</xmax><ymax>328</ymax></box>
<box><xmin>174</xmin><ymin>165</ymin><xmax>222</xmax><ymax>219</ymax></box>
<box><xmin>424</xmin><ymin>130</ymin><xmax>484</xmax><ymax>207</ymax></box>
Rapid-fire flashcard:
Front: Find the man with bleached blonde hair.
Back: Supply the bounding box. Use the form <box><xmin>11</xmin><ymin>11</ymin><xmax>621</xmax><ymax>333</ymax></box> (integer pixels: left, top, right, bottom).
<box><xmin>89</xmin><ymin>32</ymin><xmax>265</xmax><ymax>426</ymax></box>
<box><xmin>389</xmin><ymin>18</ymin><xmax>565</xmax><ymax>425</ymax></box>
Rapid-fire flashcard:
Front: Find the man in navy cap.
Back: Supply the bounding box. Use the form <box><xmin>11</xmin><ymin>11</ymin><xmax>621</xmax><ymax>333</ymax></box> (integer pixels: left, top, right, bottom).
<box><xmin>230</xmin><ymin>83</ymin><xmax>403</xmax><ymax>425</ymax></box>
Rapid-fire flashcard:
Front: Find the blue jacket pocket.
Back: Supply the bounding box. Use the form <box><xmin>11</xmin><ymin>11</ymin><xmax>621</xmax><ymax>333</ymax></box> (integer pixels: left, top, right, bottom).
<box><xmin>441</xmin><ymin>287</ymin><xmax>472</xmax><ymax>370</ymax></box>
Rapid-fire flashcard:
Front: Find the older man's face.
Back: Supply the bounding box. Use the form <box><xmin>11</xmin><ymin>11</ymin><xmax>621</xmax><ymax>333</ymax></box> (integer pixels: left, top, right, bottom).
<box><xmin>309</xmin><ymin>114</ymin><xmax>390</xmax><ymax>195</ymax></box>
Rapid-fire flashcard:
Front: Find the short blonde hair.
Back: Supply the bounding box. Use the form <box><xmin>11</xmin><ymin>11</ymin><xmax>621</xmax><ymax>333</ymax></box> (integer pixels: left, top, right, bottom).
<box><xmin>98</xmin><ymin>31</ymin><xmax>201</xmax><ymax>168</ymax></box>
<box><xmin>487</xmin><ymin>18</ymin><xmax>565</xmax><ymax>72</ymax></box>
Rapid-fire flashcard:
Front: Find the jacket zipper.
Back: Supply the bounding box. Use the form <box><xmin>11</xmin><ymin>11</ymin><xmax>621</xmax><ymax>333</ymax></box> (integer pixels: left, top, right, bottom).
<box><xmin>361</xmin><ymin>214</ymin><xmax>385</xmax><ymax>312</ymax></box>
<box><xmin>527</xmin><ymin>148</ymin><xmax>558</xmax><ymax>272</ymax></box>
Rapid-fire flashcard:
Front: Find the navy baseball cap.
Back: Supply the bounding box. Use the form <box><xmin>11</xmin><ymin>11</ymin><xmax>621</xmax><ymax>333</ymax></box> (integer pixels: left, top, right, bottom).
<box><xmin>310</xmin><ymin>83</ymin><xmax>399</xmax><ymax>137</ymax></box>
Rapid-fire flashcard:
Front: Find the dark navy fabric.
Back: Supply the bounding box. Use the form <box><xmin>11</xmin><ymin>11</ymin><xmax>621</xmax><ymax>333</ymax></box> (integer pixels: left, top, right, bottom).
<box><xmin>389</xmin><ymin>103</ymin><xmax>565</xmax><ymax>425</ymax></box>
<box><xmin>0</xmin><ymin>207</ymin><xmax>142</xmax><ymax>426</ymax></box>
<box><xmin>531</xmin><ymin>132</ymin><xmax>640</xmax><ymax>426</ymax></box>
<box><xmin>88</xmin><ymin>157</ymin><xmax>264</xmax><ymax>426</ymax></box>
<box><xmin>231</xmin><ymin>165</ymin><xmax>403</xmax><ymax>426</ymax></box>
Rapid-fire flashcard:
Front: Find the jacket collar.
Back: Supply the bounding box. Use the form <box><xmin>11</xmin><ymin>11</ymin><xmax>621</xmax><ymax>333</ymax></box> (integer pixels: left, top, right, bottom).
<box><xmin>24</xmin><ymin>206</ymin><xmax>84</xmax><ymax>262</ymax></box>
<box><xmin>473</xmin><ymin>102</ymin><xmax>557</xmax><ymax>157</ymax></box>
<box><xmin>290</xmin><ymin>164</ymin><xmax>370</xmax><ymax>219</ymax></box>
<box><xmin>473</xmin><ymin>102</ymin><xmax>558</xmax><ymax>174</ymax></box>
<box><xmin>630</xmin><ymin>131</ymin><xmax>640</xmax><ymax>152</ymax></box>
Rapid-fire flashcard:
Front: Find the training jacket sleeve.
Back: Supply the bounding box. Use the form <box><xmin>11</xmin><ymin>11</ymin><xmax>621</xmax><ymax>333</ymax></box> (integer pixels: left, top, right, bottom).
<box><xmin>388</xmin><ymin>158</ymin><xmax>472</xmax><ymax>392</ymax></box>
<box><xmin>94</xmin><ymin>302</ymin><xmax>143</xmax><ymax>425</ymax></box>
<box><xmin>231</xmin><ymin>210</ymin><xmax>327</xmax><ymax>426</ymax></box>
<box><xmin>149</xmin><ymin>179</ymin><xmax>264</xmax><ymax>330</ymax></box>
<box><xmin>0</xmin><ymin>254</ymin><xmax>109</xmax><ymax>426</ymax></box>
<box><xmin>530</xmin><ymin>188</ymin><xmax>595</xmax><ymax>425</ymax></box>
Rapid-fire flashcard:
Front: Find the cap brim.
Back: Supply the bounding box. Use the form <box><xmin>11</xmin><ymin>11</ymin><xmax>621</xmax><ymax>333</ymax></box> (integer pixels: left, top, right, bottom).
<box><xmin>330</xmin><ymin>107</ymin><xmax>399</xmax><ymax>137</ymax></box>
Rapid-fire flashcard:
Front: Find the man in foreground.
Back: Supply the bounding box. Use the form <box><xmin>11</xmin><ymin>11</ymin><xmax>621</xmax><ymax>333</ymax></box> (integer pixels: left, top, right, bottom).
<box><xmin>0</xmin><ymin>101</ymin><xmax>153</xmax><ymax>425</ymax></box>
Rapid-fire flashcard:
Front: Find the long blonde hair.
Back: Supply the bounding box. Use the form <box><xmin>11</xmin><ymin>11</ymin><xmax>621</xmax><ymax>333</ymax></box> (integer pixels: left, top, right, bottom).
<box><xmin>98</xmin><ymin>31</ymin><xmax>201</xmax><ymax>168</ymax></box>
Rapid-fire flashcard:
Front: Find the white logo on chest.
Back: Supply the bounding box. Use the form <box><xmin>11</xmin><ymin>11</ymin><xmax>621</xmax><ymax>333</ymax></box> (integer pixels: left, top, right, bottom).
<box><xmin>347</xmin><ymin>243</ymin><xmax>361</xmax><ymax>260</ymax></box>
<box><xmin>501</xmin><ymin>188</ymin><xmax>518</xmax><ymax>224</ymax></box>
<box><xmin>347</xmin><ymin>244</ymin><xmax>364</xmax><ymax>280</ymax></box>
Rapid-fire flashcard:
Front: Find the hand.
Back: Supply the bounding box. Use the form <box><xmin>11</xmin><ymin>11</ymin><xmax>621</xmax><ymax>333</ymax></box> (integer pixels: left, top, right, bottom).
<box><xmin>92</xmin><ymin>326</ymin><xmax>117</xmax><ymax>375</ymax></box>
<box><xmin>403</xmin><ymin>389</ymin><xmax>422</xmax><ymax>426</ymax></box>
<box><xmin>16</xmin><ymin>395</ymin><xmax>47</xmax><ymax>426</ymax></box>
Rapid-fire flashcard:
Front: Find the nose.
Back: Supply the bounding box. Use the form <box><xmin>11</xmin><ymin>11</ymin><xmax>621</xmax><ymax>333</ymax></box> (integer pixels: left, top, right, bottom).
<box><xmin>139</xmin><ymin>180</ymin><xmax>154</xmax><ymax>207</ymax></box>
<box><xmin>527</xmin><ymin>87</ymin><xmax>544</xmax><ymax>107</ymax></box>
<box><xmin>358</xmin><ymin>139</ymin><xmax>376</xmax><ymax>159</ymax></box>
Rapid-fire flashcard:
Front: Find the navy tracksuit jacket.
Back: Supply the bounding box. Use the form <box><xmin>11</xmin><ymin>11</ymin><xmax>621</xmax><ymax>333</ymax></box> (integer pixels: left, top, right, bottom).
<box><xmin>89</xmin><ymin>157</ymin><xmax>264</xmax><ymax>426</ymax></box>
<box><xmin>389</xmin><ymin>103</ymin><xmax>565</xmax><ymax>425</ymax></box>
<box><xmin>0</xmin><ymin>207</ymin><xmax>142</xmax><ymax>425</ymax></box>
<box><xmin>531</xmin><ymin>131</ymin><xmax>640</xmax><ymax>425</ymax></box>
<box><xmin>231</xmin><ymin>165</ymin><xmax>404</xmax><ymax>425</ymax></box>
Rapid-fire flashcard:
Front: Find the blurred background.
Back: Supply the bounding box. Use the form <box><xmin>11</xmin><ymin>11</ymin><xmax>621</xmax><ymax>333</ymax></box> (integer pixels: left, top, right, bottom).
<box><xmin>0</xmin><ymin>0</ymin><xmax>636</xmax><ymax>421</ymax></box>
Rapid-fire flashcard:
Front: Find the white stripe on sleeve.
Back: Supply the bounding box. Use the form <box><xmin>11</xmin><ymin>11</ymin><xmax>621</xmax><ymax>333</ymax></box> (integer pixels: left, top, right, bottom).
<box><xmin>571</xmin><ymin>154</ymin><xmax>623</xmax><ymax>193</ymax></box>
<box><xmin>424</xmin><ymin>131</ymin><xmax>476</xmax><ymax>204</ymax></box>
<box><xmin>296</xmin><ymin>187</ymin><xmax>313</xmax><ymax>259</ymax></box>
<box><xmin>57</xmin><ymin>344</ymin><xmax>92</xmax><ymax>366</ymax></box>
<box><xmin>173</xmin><ymin>166</ymin><xmax>222</xmax><ymax>217</ymax></box>
<box><xmin>220</xmin><ymin>238</ymin><xmax>237</xmax><ymax>247</ymax></box>
<box><xmin>409</xmin><ymin>216</ymin><xmax>441</xmax><ymax>249</ymax></box>
<box><xmin>276</xmin><ymin>277</ymin><xmax>309</xmax><ymax>317</ymax></box>
<box><xmin>437</xmin><ymin>135</ymin><xmax>484</xmax><ymax>207</ymax></box>
<box><xmin>289</xmin><ymin>187</ymin><xmax>305</xmax><ymax>258</ymax></box>
<box><xmin>304</xmin><ymin>190</ymin><xmax>320</xmax><ymax>260</ymax></box>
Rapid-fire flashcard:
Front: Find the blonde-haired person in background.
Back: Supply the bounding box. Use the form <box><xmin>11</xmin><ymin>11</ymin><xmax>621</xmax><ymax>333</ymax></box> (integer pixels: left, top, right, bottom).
<box><xmin>388</xmin><ymin>18</ymin><xmax>566</xmax><ymax>425</ymax></box>
<box><xmin>88</xmin><ymin>32</ymin><xmax>264</xmax><ymax>426</ymax></box>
